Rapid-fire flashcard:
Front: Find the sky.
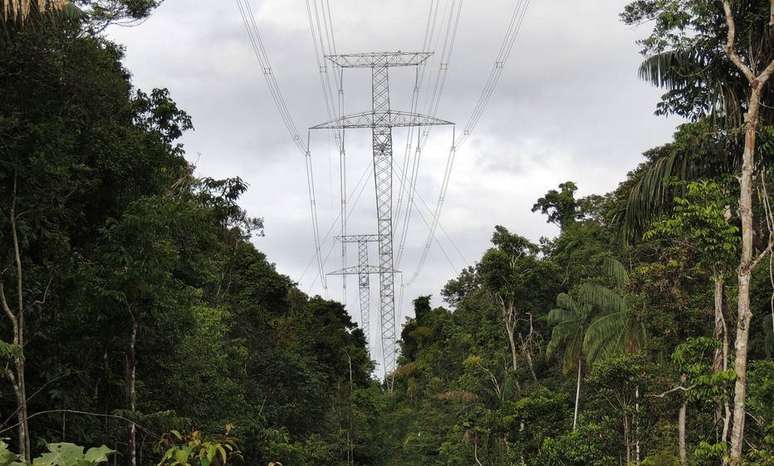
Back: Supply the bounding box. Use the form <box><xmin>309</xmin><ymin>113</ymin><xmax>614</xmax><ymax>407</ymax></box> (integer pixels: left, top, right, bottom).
<box><xmin>108</xmin><ymin>0</ymin><xmax>681</xmax><ymax>364</ymax></box>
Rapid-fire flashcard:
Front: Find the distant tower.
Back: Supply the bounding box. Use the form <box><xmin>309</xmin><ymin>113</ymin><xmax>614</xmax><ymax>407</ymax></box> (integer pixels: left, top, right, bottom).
<box><xmin>330</xmin><ymin>234</ymin><xmax>379</xmax><ymax>344</ymax></box>
<box><xmin>312</xmin><ymin>51</ymin><xmax>453</xmax><ymax>376</ymax></box>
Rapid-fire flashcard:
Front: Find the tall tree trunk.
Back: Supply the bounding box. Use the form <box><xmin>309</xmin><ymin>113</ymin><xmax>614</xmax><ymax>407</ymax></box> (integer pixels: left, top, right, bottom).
<box><xmin>501</xmin><ymin>300</ymin><xmax>522</xmax><ymax>392</ymax></box>
<box><xmin>0</xmin><ymin>176</ymin><xmax>31</xmax><ymax>463</ymax></box>
<box><xmin>635</xmin><ymin>385</ymin><xmax>641</xmax><ymax>464</ymax></box>
<box><xmin>523</xmin><ymin>345</ymin><xmax>538</xmax><ymax>382</ymax></box>
<box><xmin>5</xmin><ymin>363</ymin><xmax>30</xmax><ymax>463</ymax></box>
<box><xmin>721</xmin><ymin>2</ymin><xmax>774</xmax><ymax>462</ymax></box>
<box><xmin>126</xmin><ymin>317</ymin><xmax>138</xmax><ymax>466</ymax></box>
<box><xmin>678</xmin><ymin>396</ymin><xmax>687</xmax><ymax>466</ymax></box>
<box><xmin>473</xmin><ymin>434</ymin><xmax>483</xmax><ymax>466</ymax></box>
<box><xmin>521</xmin><ymin>313</ymin><xmax>539</xmax><ymax>382</ymax></box>
<box><xmin>711</xmin><ymin>274</ymin><xmax>731</xmax><ymax>443</ymax></box>
<box><xmin>712</xmin><ymin>274</ymin><xmax>727</xmax><ymax>374</ymax></box>
<box><xmin>729</xmin><ymin>81</ymin><xmax>763</xmax><ymax>465</ymax></box>
<box><xmin>624</xmin><ymin>411</ymin><xmax>631</xmax><ymax>466</ymax></box>
<box><xmin>573</xmin><ymin>359</ymin><xmax>582</xmax><ymax>431</ymax></box>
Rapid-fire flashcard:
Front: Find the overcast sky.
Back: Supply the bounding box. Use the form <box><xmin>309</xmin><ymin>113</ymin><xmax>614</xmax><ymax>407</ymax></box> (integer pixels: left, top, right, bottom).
<box><xmin>108</xmin><ymin>0</ymin><xmax>681</xmax><ymax>361</ymax></box>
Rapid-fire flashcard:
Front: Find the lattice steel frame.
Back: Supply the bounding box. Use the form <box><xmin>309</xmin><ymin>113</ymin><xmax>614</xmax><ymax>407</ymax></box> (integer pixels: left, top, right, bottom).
<box><xmin>312</xmin><ymin>51</ymin><xmax>453</xmax><ymax>376</ymax></box>
<box><xmin>330</xmin><ymin>235</ymin><xmax>380</xmax><ymax>342</ymax></box>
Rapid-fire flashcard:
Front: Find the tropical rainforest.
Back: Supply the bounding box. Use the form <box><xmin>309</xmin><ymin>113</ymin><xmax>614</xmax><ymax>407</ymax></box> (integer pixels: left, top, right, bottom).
<box><xmin>1</xmin><ymin>0</ymin><xmax>773</xmax><ymax>465</ymax></box>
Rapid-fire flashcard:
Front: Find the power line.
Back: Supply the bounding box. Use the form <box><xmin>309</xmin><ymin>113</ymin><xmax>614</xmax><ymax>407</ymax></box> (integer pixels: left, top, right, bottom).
<box><xmin>305</xmin><ymin>158</ymin><xmax>372</xmax><ymax>290</ymax></box>
<box><xmin>393</xmin><ymin>0</ymin><xmax>440</xmax><ymax>234</ymax></box>
<box><xmin>299</xmin><ymin>159</ymin><xmax>374</xmax><ymax>286</ymax></box>
<box><xmin>407</xmin><ymin>0</ymin><xmax>531</xmax><ymax>286</ymax></box>
<box><xmin>235</xmin><ymin>0</ymin><xmax>327</xmax><ymax>290</ymax></box>
<box><xmin>395</xmin><ymin>0</ymin><xmax>464</xmax><ymax>269</ymax></box>
<box><xmin>305</xmin><ymin>0</ymin><xmax>347</xmax><ymax>301</ymax></box>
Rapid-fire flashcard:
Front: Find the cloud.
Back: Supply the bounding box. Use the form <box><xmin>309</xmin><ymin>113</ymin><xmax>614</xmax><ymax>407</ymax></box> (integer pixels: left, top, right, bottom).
<box><xmin>108</xmin><ymin>0</ymin><xmax>681</xmax><ymax>363</ymax></box>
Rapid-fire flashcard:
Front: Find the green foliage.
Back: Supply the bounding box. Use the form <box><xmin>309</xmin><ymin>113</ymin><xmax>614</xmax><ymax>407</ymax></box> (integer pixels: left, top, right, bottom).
<box><xmin>32</xmin><ymin>444</ymin><xmax>113</xmax><ymax>466</ymax></box>
<box><xmin>0</xmin><ymin>341</ymin><xmax>21</xmax><ymax>362</ymax></box>
<box><xmin>546</xmin><ymin>293</ymin><xmax>591</xmax><ymax>373</ymax></box>
<box><xmin>0</xmin><ymin>9</ymin><xmax>373</xmax><ymax>465</ymax></box>
<box><xmin>692</xmin><ymin>441</ymin><xmax>727</xmax><ymax>465</ymax></box>
<box><xmin>621</xmin><ymin>0</ymin><xmax>772</xmax><ymax>124</ymax></box>
<box><xmin>536</xmin><ymin>422</ymin><xmax>616</xmax><ymax>466</ymax></box>
<box><xmin>644</xmin><ymin>180</ymin><xmax>738</xmax><ymax>273</ymax></box>
<box><xmin>0</xmin><ymin>441</ymin><xmax>113</xmax><ymax>466</ymax></box>
<box><xmin>619</xmin><ymin>121</ymin><xmax>737</xmax><ymax>241</ymax></box>
<box><xmin>0</xmin><ymin>440</ymin><xmax>23</xmax><ymax>466</ymax></box>
<box><xmin>641</xmin><ymin>450</ymin><xmax>680</xmax><ymax>466</ymax></box>
<box><xmin>157</xmin><ymin>428</ymin><xmax>240</xmax><ymax>466</ymax></box>
<box><xmin>672</xmin><ymin>337</ymin><xmax>734</xmax><ymax>403</ymax></box>
<box><xmin>532</xmin><ymin>181</ymin><xmax>582</xmax><ymax>230</ymax></box>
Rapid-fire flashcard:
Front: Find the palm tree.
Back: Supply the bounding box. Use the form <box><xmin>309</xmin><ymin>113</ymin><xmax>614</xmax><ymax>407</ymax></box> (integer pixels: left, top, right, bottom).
<box><xmin>577</xmin><ymin>259</ymin><xmax>646</xmax><ymax>361</ymax></box>
<box><xmin>546</xmin><ymin>292</ymin><xmax>593</xmax><ymax>431</ymax></box>
<box><xmin>577</xmin><ymin>258</ymin><xmax>647</xmax><ymax>463</ymax></box>
<box><xmin>547</xmin><ymin>258</ymin><xmax>647</xmax><ymax>434</ymax></box>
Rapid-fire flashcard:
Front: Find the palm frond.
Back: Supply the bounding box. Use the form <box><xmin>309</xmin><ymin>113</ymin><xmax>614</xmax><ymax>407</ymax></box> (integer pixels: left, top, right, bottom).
<box><xmin>603</xmin><ymin>257</ymin><xmax>629</xmax><ymax>288</ymax></box>
<box><xmin>583</xmin><ymin>311</ymin><xmax>627</xmax><ymax>363</ymax></box>
<box><xmin>577</xmin><ymin>283</ymin><xmax>628</xmax><ymax>314</ymax></box>
<box><xmin>561</xmin><ymin>334</ymin><xmax>583</xmax><ymax>374</ymax></box>
<box><xmin>546</xmin><ymin>306</ymin><xmax>578</xmax><ymax>326</ymax></box>
<box><xmin>555</xmin><ymin>293</ymin><xmax>577</xmax><ymax>313</ymax></box>
<box><xmin>638</xmin><ymin>49</ymin><xmax>700</xmax><ymax>91</ymax></box>
<box><xmin>620</xmin><ymin>149</ymin><xmax>686</xmax><ymax>241</ymax></box>
<box><xmin>547</xmin><ymin>321</ymin><xmax>579</xmax><ymax>358</ymax></box>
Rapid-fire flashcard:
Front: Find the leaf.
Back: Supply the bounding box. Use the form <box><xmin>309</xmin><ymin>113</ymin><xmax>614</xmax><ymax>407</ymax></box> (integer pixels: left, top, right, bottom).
<box><xmin>34</xmin><ymin>443</ymin><xmax>84</xmax><ymax>466</ymax></box>
<box><xmin>0</xmin><ymin>440</ymin><xmax>20</xmax><ymax>466</ymax></box>
<box><xmin>83</xmin><ymin>446</ymin><xmax>114</xmax><ymax>464</ymax></box>
<box><xmin>603</xmin><ymin>257</ymin><xmax>629</xmax><ymax>288</ymax></box>
<box><xmin>577</xmin><ymin>283</ymin><xmax>628</xmax><ymax>315</ymax></box>
<box><xmin>216</xmin><ymin>446</ymin><xmax>226</xmax><ymax>464</ymax></box>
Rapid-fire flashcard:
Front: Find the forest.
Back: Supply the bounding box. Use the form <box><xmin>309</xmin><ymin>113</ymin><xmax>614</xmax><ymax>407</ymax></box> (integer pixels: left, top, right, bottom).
<box><xmin>0</xmin><ymin>0</ymin><xmax>773</xmax><ymax>465</ymax></box>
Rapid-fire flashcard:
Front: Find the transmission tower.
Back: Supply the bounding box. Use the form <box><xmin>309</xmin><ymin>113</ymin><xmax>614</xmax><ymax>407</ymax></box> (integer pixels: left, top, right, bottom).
<box><xmin>312</xmin><ymin>51</ymin><xmax>453</xmax><ymax>376</ymax></box>
<box><xmin>329</xmin><ymin>234</ymin><xmax>380</xmax><ymax>344</ymax></box>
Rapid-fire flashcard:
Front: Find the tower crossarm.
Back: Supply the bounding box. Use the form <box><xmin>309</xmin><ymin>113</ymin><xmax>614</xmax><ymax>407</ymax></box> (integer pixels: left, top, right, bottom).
<box><xmin>326</xmin><ymin>51</ymin><xmax>432</xmax><ymax>68</ymax></box>
<box><xmin>337</xmin><ymin>234</ymin><xmax>380</xmax><ymax>243</ymax></box>
<box><xmin>311</xmin><ymin>111</ymin><xmax>453</xmax><ymax>130</ymax></box>
<box><xmin>328</xmin><ymin>265</ymin><xmax>398</xmax><ymax>276</ymax></box>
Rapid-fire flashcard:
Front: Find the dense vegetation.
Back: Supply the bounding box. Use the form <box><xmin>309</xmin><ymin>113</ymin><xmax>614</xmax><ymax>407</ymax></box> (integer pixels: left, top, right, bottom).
<box><xmin>1</xmin><ymin>0</ymin><xmax>772</xmax><ymax>465</ymax></box>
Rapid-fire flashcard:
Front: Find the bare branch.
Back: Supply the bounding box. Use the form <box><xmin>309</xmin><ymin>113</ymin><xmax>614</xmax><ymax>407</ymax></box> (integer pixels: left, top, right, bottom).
<box><xmin>0</xmin><ymin>371</ymin><xmax>73</xmax><ymax>428</ymax></box>
<box><xmin>723</xmin><ymin>0</ymin><xmax>774</xmax><ymax>89</ymax></box>
<box><xmin>757</xmin><ymin>59</ymin><xmax>774</xmax><ymax>89</ymax></box>
<box><xmin>32</xmin><ymin>277</ymin><xmax>53</xmax><ymax>307</ymax></box>
<box><xmin>723</xmin><ymin>0</ymin><xmax>756</xmax><ymax>83</ymax></box>
<box><xmin>10</xmin><ymin>172</ymin><xmax>22</xmax><ymax>319</ymax></box>
<box><xmin>648</xmin><ymin>385</ymin><xmax>696</xmax><ymax>398</ymax></box>
<box><xmin>749</xmin><ymin>241</ymin><xmax>773</xmax><ymax>272</ymax></box>
<box><xmin>0</xmin><ymin>282</ymin><xmax>18</xmax><ymax>339</ymax></box>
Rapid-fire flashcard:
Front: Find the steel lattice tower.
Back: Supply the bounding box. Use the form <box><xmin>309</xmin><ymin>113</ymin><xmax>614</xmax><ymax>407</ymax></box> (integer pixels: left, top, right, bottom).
<box><xmin>329</xmin><ymin>234</ymin><xmax>380</xmax><ymax>343</ymax></box>
<box><xmin>312</xmin><ymin>51</ymin><xmax>453</xmax><ymax>375</ymax></box>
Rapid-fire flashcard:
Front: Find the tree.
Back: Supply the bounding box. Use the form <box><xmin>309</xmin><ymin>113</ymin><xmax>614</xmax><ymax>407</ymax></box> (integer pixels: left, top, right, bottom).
<box><xmin>532</xmin><ymin>181</ymin><xmax>582</xmax><ymax>231</ymax></box>
<box><xmin>587</xmin><ymin>354</ymin><xmax>649</xmax><ymax>465</ymax></box>
<box><xmin>721</xmin><ymin>3</ymin><xmax>774</xmax><ymax>460</ymax></box>
<box><xmin>645</xmin><ymin>180</ymin><xmax>739</xmax><ymax>440</ymax></box>
<box><xmin>651</xmin><ymin>338</ymin><xmax>733</xmax><ymax>465</ymax></box>
<box><xmin>546</xmin><ymin>293</ymin><xmax>593</xmax><ymax>431</ymax></box>
<box><xmin>618</xmin><ymin>120</ymin><xmax>737</xmax><ymax>240</ymax></box>
<box><xmin>479</xmin><ymin>226</ymin><xmax>555</xmax><ymax>386</ymax></box>
<box><xmin>621</xmin><ymin>2</ymin><xmax>774</xmax><ymax>459</ymax></box>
